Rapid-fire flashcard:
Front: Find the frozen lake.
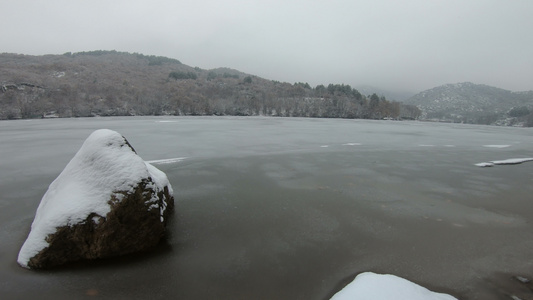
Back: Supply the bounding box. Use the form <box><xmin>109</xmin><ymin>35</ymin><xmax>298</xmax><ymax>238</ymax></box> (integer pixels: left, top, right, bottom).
<box><xmin>1</xmin><ymin>116</ymin><xmax>533</xmax><ymax>299</ymax></box>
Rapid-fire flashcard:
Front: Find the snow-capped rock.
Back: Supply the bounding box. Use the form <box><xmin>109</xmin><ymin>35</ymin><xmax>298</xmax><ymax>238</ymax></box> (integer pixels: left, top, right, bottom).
<box><xmin>330</xmin><ymin>272</ymin><xmax>457</xmax><ymax>300</ymax></box>
<box><xmin>18</xmin><ymin>129</ymin><xmax>174</xmax><ymax>269</ymax></box>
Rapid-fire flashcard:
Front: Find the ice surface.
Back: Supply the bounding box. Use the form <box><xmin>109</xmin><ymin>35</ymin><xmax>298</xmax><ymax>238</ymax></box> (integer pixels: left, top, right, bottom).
<box><xmin>330</xmin><ymin>272</ymin><xmax>457</xmax><ymax>300</ymax></box>
<box><xmin>3</xmin><ymin>117</ymin><xmax>533</xmax><ymax>298</ymax></box>
<box><xmin>17</xmin><ymin>129</ymin><xmax>172</xmax><ymax>268</ymax></box>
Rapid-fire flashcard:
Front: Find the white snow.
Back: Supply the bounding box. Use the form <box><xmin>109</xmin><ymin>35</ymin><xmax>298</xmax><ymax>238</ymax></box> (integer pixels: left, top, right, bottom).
<box><xmin>483</xmin><ymin>144</ymin><xmax>510</xmax><ymax>148</ymax></box>
<box><xmin>342</xmin><ymin>143</ymin><xmax>362</xmax><ymax>146</ymax></box>
<box><xmin>330</xmin><ymin>272</ymin><xmax>457</xmax><ymax>300</ymax></box>
<box><xmin>475</xmin><ymin>162</ymin><xmax>494</xmax><ymax>167</ymax></box>
<box><xmin>17</xmin><ymin>129</ymin><xmax>173</xmax><ymax>268</ymax></box>
<box><xmin>490</xmin><ymin>158</ymin><xmax>533</xmax><ymax>165</ymax></box>
<box><xmin>476</xmin><ymin>158</ymin><xmax>533</xmax><ymax>167</ymax></box>
<box><xmin>146</xmin><ymin>157</ymin><xmax>187</xmax><ymax>165</ymax></box>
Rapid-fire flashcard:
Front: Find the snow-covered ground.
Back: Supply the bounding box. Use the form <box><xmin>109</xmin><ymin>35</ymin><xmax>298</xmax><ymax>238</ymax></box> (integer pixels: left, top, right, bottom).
<box><xmin>330</xmin><ymin>272</ymin><xmax>457</xmax><ymax>300</ymax></box>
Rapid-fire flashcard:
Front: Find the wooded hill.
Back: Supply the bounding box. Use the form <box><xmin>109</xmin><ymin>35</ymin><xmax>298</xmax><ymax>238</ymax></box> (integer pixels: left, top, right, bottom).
<box><xmin>404</xmin><ymin>82</ymin><xmax>533</xmax><ymax>127</ymax></box>
<box><xmin>0</xmin><ymin>51</ymin><xmax>420</xmax><ymax>120</ymax></box>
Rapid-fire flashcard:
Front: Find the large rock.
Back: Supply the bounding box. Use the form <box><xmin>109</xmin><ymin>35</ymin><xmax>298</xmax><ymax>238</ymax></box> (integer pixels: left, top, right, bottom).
<box><xmin>18</xmin><ymin>129</ymin><xmax>174</xmax><ymax>269</ymax></box>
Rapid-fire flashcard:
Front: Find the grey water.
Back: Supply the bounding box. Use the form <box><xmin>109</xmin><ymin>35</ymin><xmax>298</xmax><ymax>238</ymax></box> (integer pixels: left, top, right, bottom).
<box><xmin>1</xmin><ymin>116</ymin><xmax>532</xmax><ymax>299</ymax></box>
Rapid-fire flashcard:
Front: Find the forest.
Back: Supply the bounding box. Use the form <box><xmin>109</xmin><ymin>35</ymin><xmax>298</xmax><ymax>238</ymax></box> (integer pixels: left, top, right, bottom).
<box><xmin>0</xmin><ymin>51</ymin><xmax>421</xmax><ymax>120</ymax></box>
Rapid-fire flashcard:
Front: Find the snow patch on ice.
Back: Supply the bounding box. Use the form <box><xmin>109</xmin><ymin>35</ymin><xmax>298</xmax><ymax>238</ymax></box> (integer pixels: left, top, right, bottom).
<box><xmin>155</xmin><ymin>120</ymin><xmax>178</xmax><ymax>123</ymax></box>
<box><xmin>476</xmin><ymin>158</ymin><xmax>533</xmax><ymax>167</ymax></box>
<box><xmin>490</xmin><ymin>158</ymin><xmax>533</xmax><ymax>165</ymax></box>
<box><xmin>483</xmin><ymin>144</ymin><xmax>510</xmax><ymax>148</ymax></box>
<box><xmin>330</xmin><ymin>272</ymin><xmax>457</xmax><ymax>300</ymax></box>
<box><xmin>320</xmin><ymin>145</ymin><xmax>330</xmax><ymax>148</ymax></box>
<box><xmin>342</xmin><ymin>143</ymin><xmax>361</xmax><ymax>146</ymax></box>
<box><xmin>418</xmin><ymin>144</ymin><xmax>435</xmax><ymax>147</ymax></box>
<box><xmin>146</xmin><ymin>157</ymin><xmax>187</xmax><ymax>165</ymax></box>
<box><xmin>475</xmin><ymin>162</ymin><xmax>494</xmax><ymax>167</ymax></box>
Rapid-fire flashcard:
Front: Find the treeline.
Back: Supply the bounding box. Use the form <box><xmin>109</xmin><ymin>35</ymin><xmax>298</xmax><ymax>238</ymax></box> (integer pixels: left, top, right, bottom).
<box><xmin>0</xmin><ymin>52</ymin><xmax>420</xmax><ymax>120</ymax></box>
<box><xmin>183</xmin><ymin>81</ymin><xmax>420</xmax><ymax>120</ymax></box>
<box><xmin>63</xmin><ymin>50</ymin><xmax>182</xmax><ymax>66</ymax></box>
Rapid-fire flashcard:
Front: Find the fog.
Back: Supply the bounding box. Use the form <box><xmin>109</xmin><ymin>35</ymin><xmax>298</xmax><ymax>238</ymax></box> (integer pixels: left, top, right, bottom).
<box><xmin>2</xmin><ymin>0</ymin><xmax>533</xmax><ymax>93</ymax></box>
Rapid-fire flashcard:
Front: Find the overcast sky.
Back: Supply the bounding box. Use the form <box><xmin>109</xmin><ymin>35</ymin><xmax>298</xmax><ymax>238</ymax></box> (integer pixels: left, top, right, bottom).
<box><xmin>2</xmin><ymin>0</ymin><xmax>532</xmax><ymax>93</ymax></box>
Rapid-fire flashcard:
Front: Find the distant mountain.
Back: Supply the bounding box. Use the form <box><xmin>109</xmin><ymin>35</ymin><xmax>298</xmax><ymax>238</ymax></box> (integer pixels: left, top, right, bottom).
<box><xmin>404</xmin><ymin>82</ymin><xmax>533</xmax><ymax>126</ymax></box>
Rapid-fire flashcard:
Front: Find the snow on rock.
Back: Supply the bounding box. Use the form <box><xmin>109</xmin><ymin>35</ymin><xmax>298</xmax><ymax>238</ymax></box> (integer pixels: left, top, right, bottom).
<box><xmin>18</xmin><ymin>129</ymin><xmax>174</xmax><ymax>269</ymax></box>
<box><xmin>330</xmin><ymin>272</ymin><xmax>457</xmax><ymax>300</ymax></box>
